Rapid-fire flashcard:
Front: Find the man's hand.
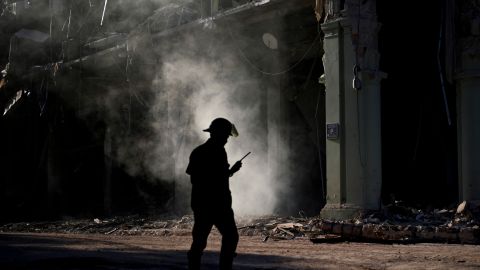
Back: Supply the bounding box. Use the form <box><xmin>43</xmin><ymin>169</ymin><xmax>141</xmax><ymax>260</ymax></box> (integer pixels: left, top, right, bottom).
<box><xmin>229</xmin><ymin>161</ymin><xmax>242</xmax><ymax>176</ymax></box>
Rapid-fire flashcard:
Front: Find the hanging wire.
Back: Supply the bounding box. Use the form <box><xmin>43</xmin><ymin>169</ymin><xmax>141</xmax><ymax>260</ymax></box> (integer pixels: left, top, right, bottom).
<box><xmin>66</xmin><ymin>8</ymin><xmax>72</xmax><ymax>39</ymax></box>
<box><xmin>315</xmin><ymin>91</ymin><xmax>325</xmax><ymax>198</ymax></box>
<box><xmin>39</xmin><ymin>78</ymin><xmax>49</xmax><ymax>116</ymax></box>
<box><xmin>352</xmin><ymin>0</ymin><xmax>362</xmax><ymax>90</ymax></box>
<box><xmin>226</xmin><ymin>21</ymin><xmax>322</xmax><ymax>76</ymax></box>
<box><xmin>313</xmin><ymin>68</ymin><xmax>326</xmax><ymax>198</ymax></box>
<box><xmin>437</xmin><ymin>3</ymin><xmax>452</xmax><ymax>127</ymax></box>
<box><xmin>171</xmin><ymin>91</ymin><xmax>195</xmax><ymax>210</ymax></box>
<box><xmin>124</xmin><ymin>40</ymin><xmax>149</xmax><ymax>107</ymax></box>
<box><xmin>127</xmin><ymin>87</ymin><xmax>132</xmax><ymax>134</ymax></box>
<box><xmin>8</xmin><ymin>36</ymin><xmax>13</xmax><ymax>63</ymax></box>
<box><xmin>49</xmin><ymin>0</ymin><xmax>53</xmax><ymax>63</ymax></box>
<box><xmin>75</xmin><ymin>1</ymin><xmax>95</xmax><ymax>36</ymax></box>
<box><xmin>295</xmin><ymin>47</ymin><xmax>326</xmax><ymax>199</ymax></box>
<box><xmin>100</xmin><ymin>0</ymin><xmax>108</xmax><ymax>26</ymax></box>
<box><xmin>354</xmin><ymin>0</ymin><xmax>366</xmax><ymax>168</ymax></box>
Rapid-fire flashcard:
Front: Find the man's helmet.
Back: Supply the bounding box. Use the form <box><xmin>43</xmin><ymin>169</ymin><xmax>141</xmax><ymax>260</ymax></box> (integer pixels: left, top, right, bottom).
<box><xmin>203</xmin><ymin>118</ymin><xmax>238</xmax><ymax>137</ymax></box>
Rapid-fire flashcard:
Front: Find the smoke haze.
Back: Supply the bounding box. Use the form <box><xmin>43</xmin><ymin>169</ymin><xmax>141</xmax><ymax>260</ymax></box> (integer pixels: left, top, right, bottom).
<box><xmin>100</xmin><ymin>2</ymin><xmax>292</xmax><ymax>216</ymax></box>
<box><xmin>5</xmin><ymin>0</ymin><xmax>310</xmax><ymax>217</ymax></box>
<box><xmin>149</xmin><ymin>23</ymin><xmax>283</xmax><ymax>216</ymax></box>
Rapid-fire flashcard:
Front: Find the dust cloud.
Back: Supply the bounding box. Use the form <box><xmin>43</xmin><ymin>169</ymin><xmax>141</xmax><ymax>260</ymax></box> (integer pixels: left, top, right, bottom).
<box><xmin>95</xmin><ymin>0</ymin><xmax>293</xmax><ymax>217</ymax></box>
<box><xmin>148</xmin><ymin>23</ymin><xmax>285</xmax><ymax>216</ymax></box>
<box><xmin>38</xmin><ymin>0</ymin><xmax>294</xmax><ymax>216</ymax></box>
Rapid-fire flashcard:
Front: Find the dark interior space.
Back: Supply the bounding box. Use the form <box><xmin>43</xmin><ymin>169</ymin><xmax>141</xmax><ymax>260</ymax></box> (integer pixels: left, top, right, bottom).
<box><xmin>282</xmin><ymin>56</ymin><xmax>326</xmax><ymax>216</ymax></box>
<box><xmin>0</xmin><ymin>92</ymin><xmax>48</xmax><ymax>222</ymax></box>
<box><xmin>0</xmin><ymin>87</ymin><xmax>169</xmax><ymax>222</ymax></box>
<box><xmin>378</xmin><ymin>1</ymin><xmax>458</xmax><ymax>208</ymax></box>
<box><xmin>0</xmin><ymin>0</ymin><xmax>324</xmax><ymax>221</ymax></box>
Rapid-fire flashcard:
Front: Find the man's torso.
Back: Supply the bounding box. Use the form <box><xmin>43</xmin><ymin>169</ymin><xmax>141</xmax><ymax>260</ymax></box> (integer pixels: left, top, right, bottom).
<box><xmin>186</xmin><ymin>139</ymin><xmax>232</xmax><ymax>211</ymax></box>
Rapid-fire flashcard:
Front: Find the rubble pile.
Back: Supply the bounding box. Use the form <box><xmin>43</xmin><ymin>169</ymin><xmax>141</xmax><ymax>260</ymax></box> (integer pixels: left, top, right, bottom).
<box><xmin>237</xmin><ymin>216</ymin><xmax>322</xmax><ymax>241</ymax></box>
<box><xmin>238</xmin><ymin>201</ymin><xmax>480</xmax><ymax>244</ymax></box>
<box><xmin>1</xmin><ymin>201</ymin><xmax>479</xmax><ymax>244</ymax></box>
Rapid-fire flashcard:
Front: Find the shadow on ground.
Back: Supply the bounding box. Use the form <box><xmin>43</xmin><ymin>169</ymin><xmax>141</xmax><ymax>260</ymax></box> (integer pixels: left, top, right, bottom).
<box><xmin>0</xmin><ymin>233</ymin><xmax>300</xmax><ymax>270</ymax></box>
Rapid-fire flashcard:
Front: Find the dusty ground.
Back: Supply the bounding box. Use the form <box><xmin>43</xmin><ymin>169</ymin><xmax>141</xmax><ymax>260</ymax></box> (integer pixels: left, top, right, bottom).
<box><xmin>1</xmin><ymin>232</ymin><xmax>480</xmax><ymax>270</ymax></box>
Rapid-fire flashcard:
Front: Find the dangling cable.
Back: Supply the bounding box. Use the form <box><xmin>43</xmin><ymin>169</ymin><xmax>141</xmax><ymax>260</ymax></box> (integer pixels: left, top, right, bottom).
<box><xmin>437</xmin><ymin>3</ymin><xmax>452</xmax><ymax>127</ymax></box>
<box><xmin>226</xmin><ymin>19</ymin><xmax>322</xmax><ymax>76</ymax></box>
<box><xmin>354</xmin><ymin>0</ymin><xmax>366</xmax><ymax>168</ymax></box>
<box><xmin>66</xmin><ymin>7</ymin><xmax>72</xmax><ymax>39</ymax></box>
<box><xmin>101</xmin><ymin>0</ymin><xmax>108</xmax><ymax>26</ymax></box>
<box><xmin>352</xmin><ymin>0</ymin><xmax>362</xmax><ymax>91</ymax></box>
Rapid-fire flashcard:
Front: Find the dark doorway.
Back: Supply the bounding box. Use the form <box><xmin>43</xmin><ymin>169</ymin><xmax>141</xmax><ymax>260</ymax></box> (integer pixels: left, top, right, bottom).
<box><xmin>377</xmin><ymin>1</ymin><xmax>458</xmax><ymax>208</ymax></box>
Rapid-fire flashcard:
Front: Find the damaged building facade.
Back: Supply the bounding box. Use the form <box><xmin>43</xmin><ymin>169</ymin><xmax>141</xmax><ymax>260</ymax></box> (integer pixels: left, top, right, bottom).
<box><xmin>320</xmin><ymin>0</ymin><xmax>480</xmax><ymax>219</ymax></box>
<box><xmin>0</xmin><ymin>0</ymin><xmax>479</xmax><ymax>222</ymax></box>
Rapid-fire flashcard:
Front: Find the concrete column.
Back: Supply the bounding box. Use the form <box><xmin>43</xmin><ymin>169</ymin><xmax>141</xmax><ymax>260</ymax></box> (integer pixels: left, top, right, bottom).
<box><xmin>457</xmin><ymin>38</ymin><xmax>480</xmax><ymax>201</ymax></box>
<box><xmin>320</xmin><ymin>16</ymin><xmax>383</xmax><ymax>219</ymax></box>
<box><xmin>321</xmin><ymin>19</ymin><xmax>344</xmax><ymax>210</ymax></box>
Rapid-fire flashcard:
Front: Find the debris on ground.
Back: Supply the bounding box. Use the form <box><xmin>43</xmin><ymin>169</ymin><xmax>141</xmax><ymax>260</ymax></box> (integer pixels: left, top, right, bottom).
<box><xmin>238</xmin><ymin>200</ymin><xmax>480</xmax><ymax>244</ymax></box>
<box><xmin>1</xmin><ymin>201</ymin><xmax>479</xmax><ymax>244</ymax></box>
<box><xmin>0</xmin><ymin>215</ymin><xmax>194</xmax><ymax>236</ymax></box>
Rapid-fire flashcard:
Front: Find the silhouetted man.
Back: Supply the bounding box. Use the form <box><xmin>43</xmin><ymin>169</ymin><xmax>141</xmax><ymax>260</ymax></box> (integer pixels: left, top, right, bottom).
<box><xmin>186</xmin><ymin>118</ymin><xmax>242</xmax><ymax>270</ymax></box>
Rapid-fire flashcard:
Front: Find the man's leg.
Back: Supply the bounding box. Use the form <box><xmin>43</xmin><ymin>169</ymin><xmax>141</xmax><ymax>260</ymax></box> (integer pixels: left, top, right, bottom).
<box><xmin>215</xmin><ymin>209</ymin><xmax>239</xmax><ymax>270</ymax></box>
<box><xmin>188</xmin><ymin>212</ymin><xmax>213</xmax><ymax>270</ymax></box>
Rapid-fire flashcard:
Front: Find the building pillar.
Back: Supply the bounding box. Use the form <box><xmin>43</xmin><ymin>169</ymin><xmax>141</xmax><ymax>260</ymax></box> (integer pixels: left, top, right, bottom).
<box><xmin>457</xmin><ymin>37</ymin><xmax>480</xmax><ymax>201</ymax></box>
<box><xmin>321</xmin><ymin>19</ymin><xmax>345</xmax><ymax>216</ymax></box>
<box><xmin>320</xmin><ymin>0</ymin><xmax>383</xmax><ymax>219</ymax></box>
